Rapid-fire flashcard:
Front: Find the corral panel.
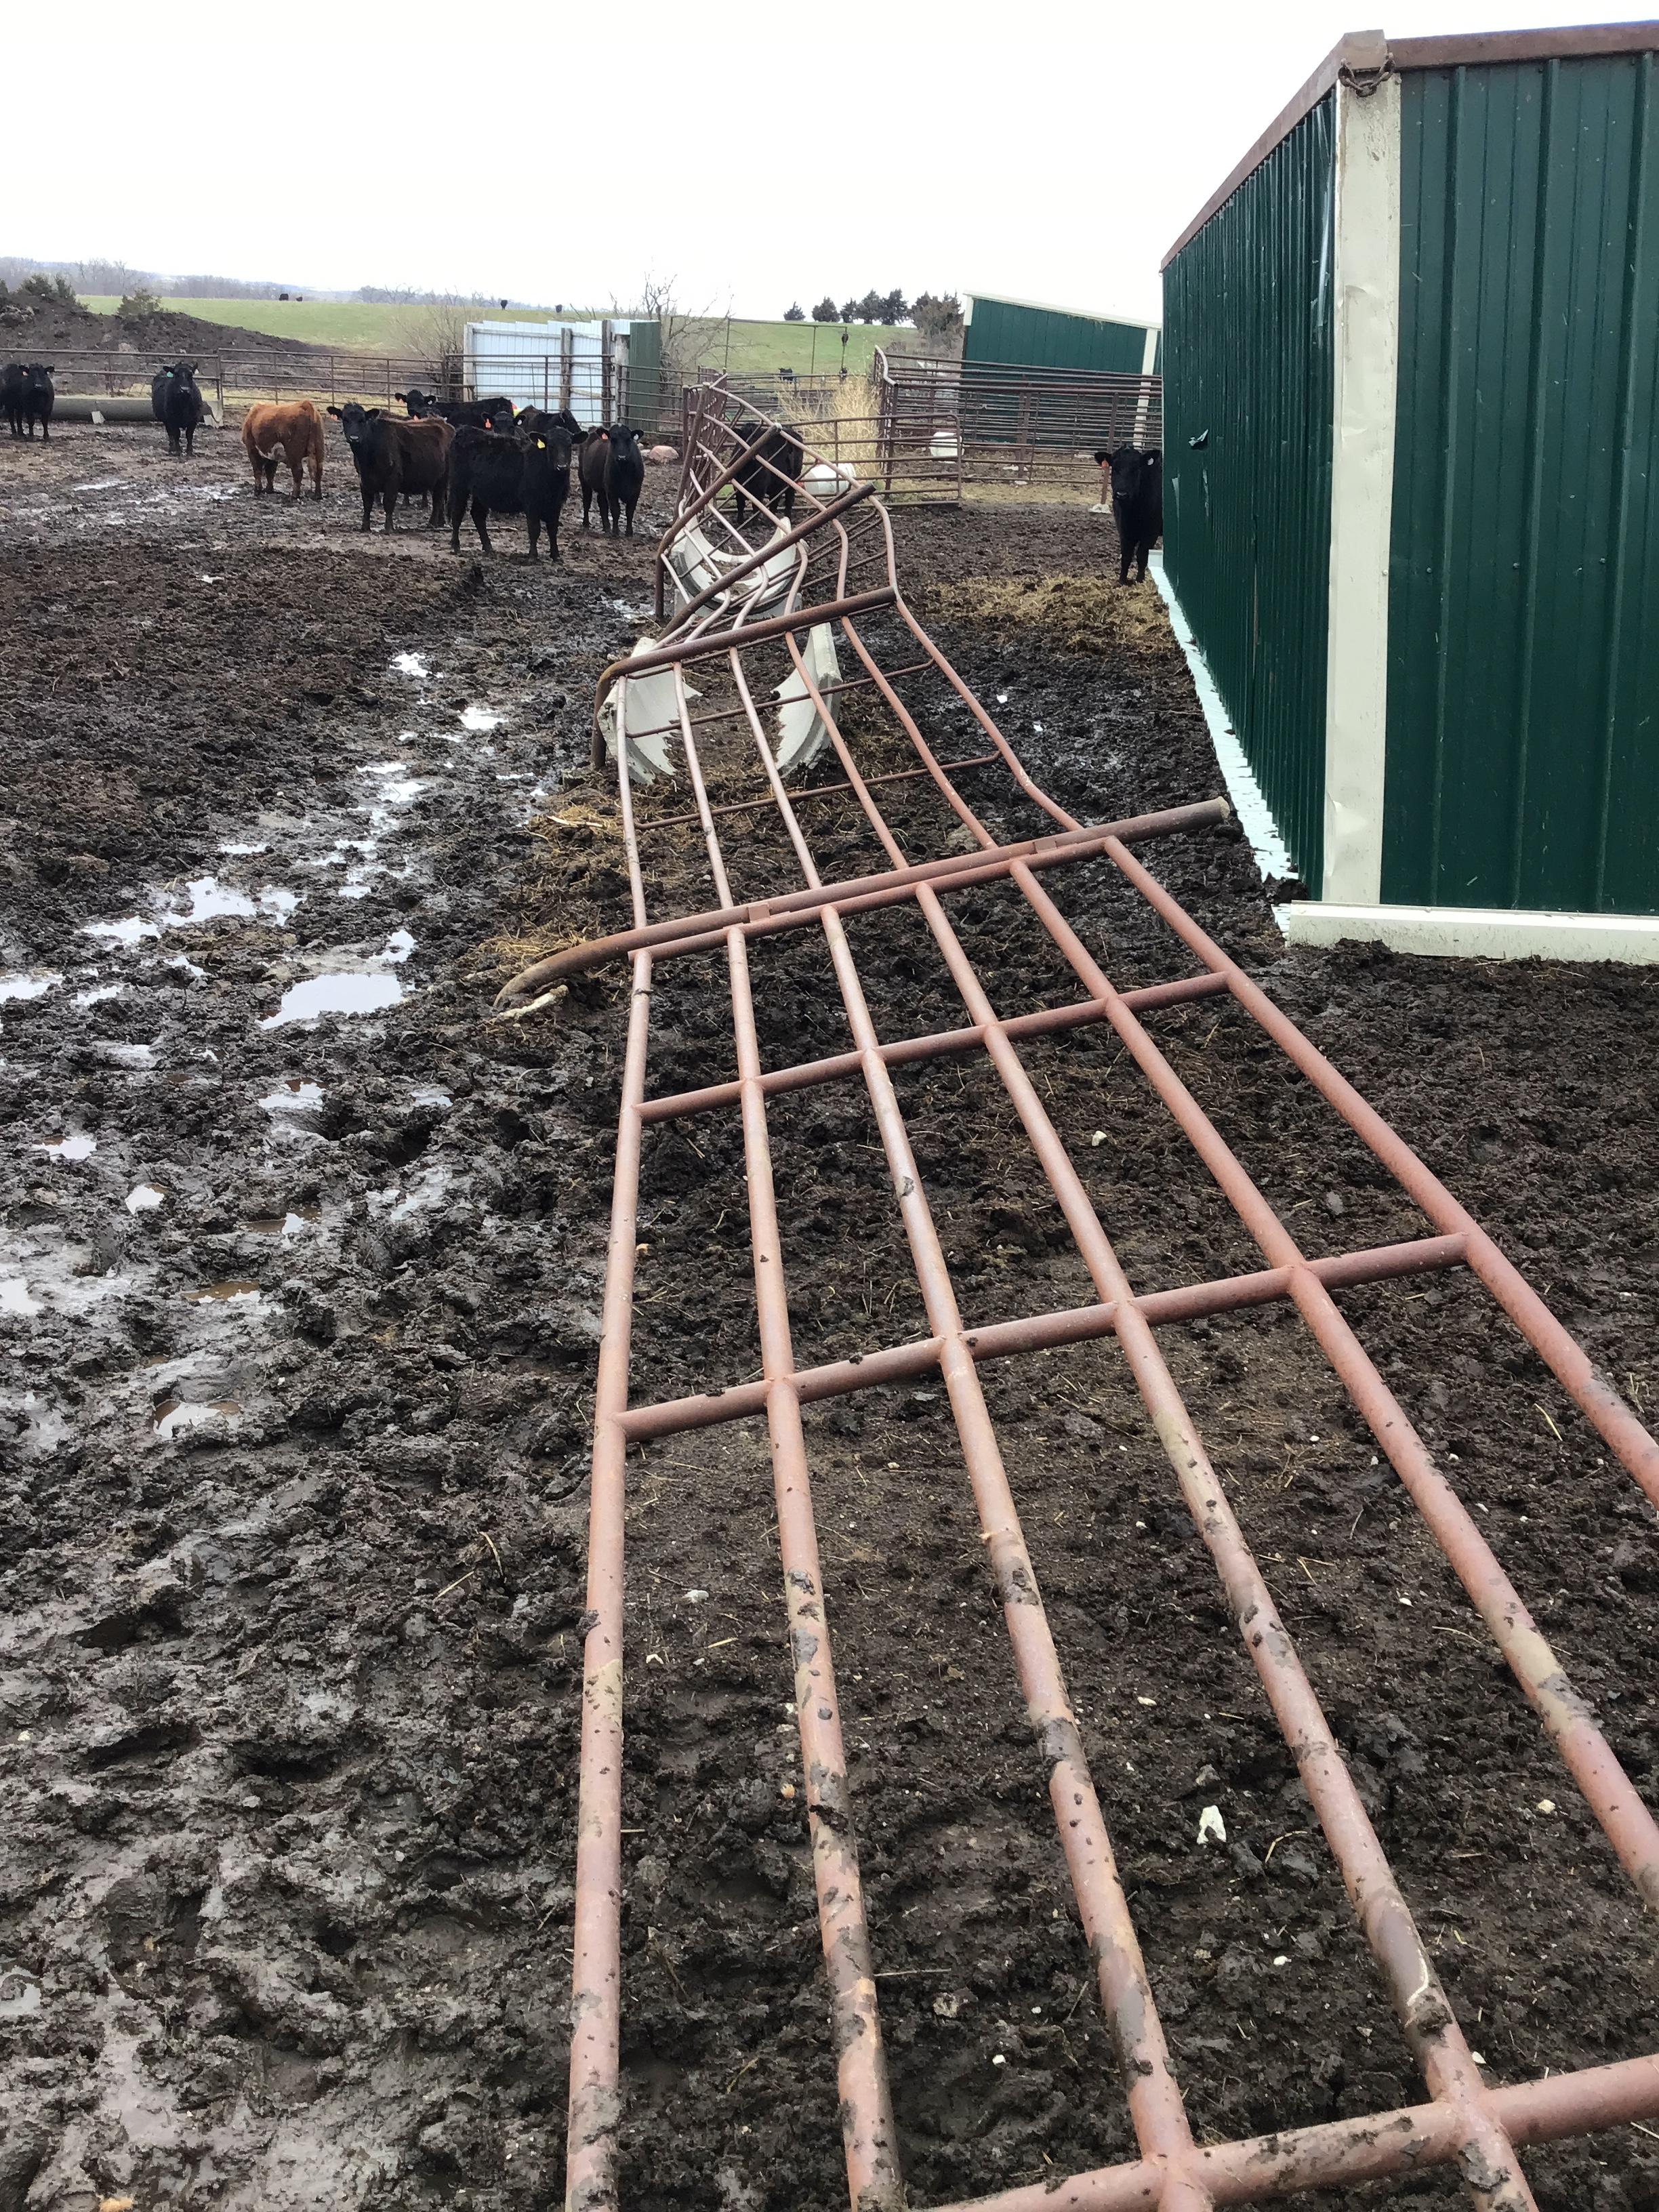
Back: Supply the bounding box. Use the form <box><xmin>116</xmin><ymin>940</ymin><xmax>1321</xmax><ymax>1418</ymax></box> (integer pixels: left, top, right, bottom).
<box><xmin>1162</xmin><ymin>95</ymin><xmax>1336</xmax><ymax>889</ymax></box>
<box><xmin>1384</xmin><ymin>52</ymin><xmax>1659</xmax><ymax>912</ymax></box>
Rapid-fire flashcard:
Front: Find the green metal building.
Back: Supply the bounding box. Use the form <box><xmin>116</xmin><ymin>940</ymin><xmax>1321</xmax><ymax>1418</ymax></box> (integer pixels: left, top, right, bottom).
<box><xmin>963</xmin><ymin>292</ymin><xmax>1162</xmax><ymax>377</ymax></box>
<box><xmin>1162</xmin><ymin>24</ymin><xmax>1659</xmax><ymax>956</ymax></box>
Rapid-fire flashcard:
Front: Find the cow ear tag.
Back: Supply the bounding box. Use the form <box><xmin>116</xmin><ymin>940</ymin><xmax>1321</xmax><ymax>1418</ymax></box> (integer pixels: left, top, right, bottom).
<box><xmin>537</xmin><ymin>439</ymin><xmax>546</xmax><ymax>449</ymax></box>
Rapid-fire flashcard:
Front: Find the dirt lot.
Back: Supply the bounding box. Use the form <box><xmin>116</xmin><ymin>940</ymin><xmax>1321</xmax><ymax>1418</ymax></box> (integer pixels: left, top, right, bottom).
<box><xmin>2</xmin><ymin>418</ymin><xmax>1656</xmax><ymax>2212</ymax></box>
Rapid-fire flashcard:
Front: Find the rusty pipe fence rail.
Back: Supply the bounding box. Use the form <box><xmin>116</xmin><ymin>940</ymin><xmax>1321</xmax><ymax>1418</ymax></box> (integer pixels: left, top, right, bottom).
<box><xmin>505</xmin><ymin>388</ymin><xmax>1659</xmax><ymax>2212</ymax></box>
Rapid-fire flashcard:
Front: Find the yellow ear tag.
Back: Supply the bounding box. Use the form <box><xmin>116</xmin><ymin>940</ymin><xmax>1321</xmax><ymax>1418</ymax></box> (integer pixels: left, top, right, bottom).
<box><xmin>537</xmin><ymin>438</ymin><xmax>546</xmax><ymax>449</ymax></box>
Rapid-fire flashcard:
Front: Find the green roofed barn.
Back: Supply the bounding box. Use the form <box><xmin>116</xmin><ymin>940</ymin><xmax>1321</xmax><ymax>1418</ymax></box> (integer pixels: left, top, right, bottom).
<box><xmin>963</xmin><ymin>292</ymin><xmax>1162</xmax><ymax>377</ymax></box>
<box><xmin>1161</xmin><ymin>24</ymin><xmax>1659</xmax><ymax>960</ymax></box>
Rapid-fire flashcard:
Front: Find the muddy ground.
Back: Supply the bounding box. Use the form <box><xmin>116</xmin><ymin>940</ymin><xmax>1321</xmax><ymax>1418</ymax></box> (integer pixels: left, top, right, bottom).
<box><xmin>2</xmin><ymin>419</ymin><xmax>1657</xmax><ymax>2212</ymax></box>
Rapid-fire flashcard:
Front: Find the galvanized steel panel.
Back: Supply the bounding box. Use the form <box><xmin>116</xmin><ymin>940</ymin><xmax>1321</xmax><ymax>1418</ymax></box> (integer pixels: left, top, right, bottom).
<box><xmin>1163</xmin><ymin>96</ymin><xmax>1336</xmax><ymax>889</ymax></box>
<box><xmin>1385</xmin><ymin>53</ymin><xmax>1659</xmax><ymax>912</ymax></box>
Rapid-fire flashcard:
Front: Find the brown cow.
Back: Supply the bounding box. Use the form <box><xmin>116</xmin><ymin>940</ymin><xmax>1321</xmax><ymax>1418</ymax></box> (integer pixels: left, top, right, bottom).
<box><xmin>243</xmin><ymin>400</ymin><xmax>325</xmax><ymax>501</ymax></box>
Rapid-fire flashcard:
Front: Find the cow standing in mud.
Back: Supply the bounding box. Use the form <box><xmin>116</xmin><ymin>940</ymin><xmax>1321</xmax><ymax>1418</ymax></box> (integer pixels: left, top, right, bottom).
<box><xmin>328</xmin><ymin>403</ymin><xmax>453</xmax><ymax>532</ymax></box>
<box><xmin>577</xmin><ymin>424</ymin><xmax>645</xmax><ymax>536</ymax></box>
<box><xmin>1094</xmin><ymin>446</ymin><xmax>1164</xmax><ymax>585</ymax></box>
<box><xmin>3</xmin><ymin>362</ymin><xmax>56</xmax><ymax>438</ymax></box>
<box><xmin>731</xmin><ymin>417</ymin><xmax>803</xmax><ymax>520</ymax></box>
<box><xmin>242</xmin><ymin>400</ymin><xmax>325</xmax><ymax>500</ymax></box>
<box><xmin>152</xmin><ymin>361</ymin><xmax>205</xmax><ymax>457</ymax></box>
<box><xmin>448</xmin><ymin>413</ymin><xmax>573</xmax><ymax>559</ymax></box>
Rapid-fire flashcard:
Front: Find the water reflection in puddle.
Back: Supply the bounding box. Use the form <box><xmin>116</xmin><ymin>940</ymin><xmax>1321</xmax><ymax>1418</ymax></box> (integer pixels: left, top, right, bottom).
<box><xmin>186</xmin><ymin>1281</ymin><xmax>261</xmax><ymax>1304</ymax></box>
<box><xmin>0</xmin><ymin>972</ymin><xmax>62</xmax><ymax>1004</ymax></box>
<box><xmin>74</xmin><ymin>983</ymin><xmax>125</xmax><ymax>1008</ymax></box>
<box><xmin>392</xmin><ymin>652</ymin><xmax>431</xmax><ymax>680</ymax></box>
<box><xmin>460</xmin><ymin>705</ymin><xmax>504</xmax><ymax>733</ymax></box>
<box><xmin>35</xmin><ymin>1133</ymin><xmax>97</xmax><ymax>1162</ymax></box>
<box><xmin>1</xmin><ymin>1278</ymin><xmax>43</xmax><ymax>1317</ymax></box>
<box><xmin>152</xmin><ymin>1397</ymin><xmax>243</xmax><ymax>1439</ymax></box>
<box><xmin>126</xmin><ymin>1185</ymin><xmax>165</xmax><ymax>1213</ymax></box>
<box><xmin>81</xmin><ymin>916</ymin><xmax>160</xmax><ymax>948</ymax></box>
<box><xmin>163</xmin><ymin>877</ymin><xmax>300</xmax><ymax>928</ymax></box>
<box><xmin>247</xmin><ymin>1208</ymin><xmax>319</xmax><ymax>1237</ymax></box>
<box><xmin>95</xmin><ymin>1041</ymin><xmax>157</xmax><ymax>1069</ymax></box>
<box><xmin>261</xmin><ymin>972</ymin><xmax>404</xmax><ymax>1028</ymax></box>
<box><xmin>259</xmin><ymin>1081</ymin><xmax>324</xmax><ymax>1112</ymax></box>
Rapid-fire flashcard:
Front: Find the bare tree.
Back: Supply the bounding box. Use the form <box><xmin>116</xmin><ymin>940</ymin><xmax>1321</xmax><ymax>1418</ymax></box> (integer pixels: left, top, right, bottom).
<box><xmin>409</xmin><ymin>302</ymin><xmax>470</xmax><ymax>390</ymax></box>
<box><xmin>635</xmin><ymin>274</ymin><xmax>725</xmax><ymax>408</ymax></box>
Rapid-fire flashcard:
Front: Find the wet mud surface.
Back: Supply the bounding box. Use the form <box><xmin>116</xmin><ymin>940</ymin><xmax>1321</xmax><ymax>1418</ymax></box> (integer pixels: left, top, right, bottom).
<box><xmin>3</xmin><ymin>443</ymin><xmax>1657</xmax><ymax>2211</ymax></box>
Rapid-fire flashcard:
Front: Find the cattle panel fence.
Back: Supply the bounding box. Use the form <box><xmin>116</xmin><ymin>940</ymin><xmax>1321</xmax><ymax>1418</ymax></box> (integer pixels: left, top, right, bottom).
<box><xmin>678</xmin><ymin>356</ymin><xmax>1164</xmax><ymax>505</ymax></box>
<box><xmin>27</xmin><ymin>350</ymin><xmax>671</xmax><ymax>434</ymax></box>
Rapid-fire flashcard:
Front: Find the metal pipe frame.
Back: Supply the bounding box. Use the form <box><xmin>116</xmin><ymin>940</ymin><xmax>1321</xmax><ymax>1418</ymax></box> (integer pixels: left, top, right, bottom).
<box><xmin>538</xmin><ymin>390</ymin><xmax>1659</xmax><ymax>2212</ymax></box>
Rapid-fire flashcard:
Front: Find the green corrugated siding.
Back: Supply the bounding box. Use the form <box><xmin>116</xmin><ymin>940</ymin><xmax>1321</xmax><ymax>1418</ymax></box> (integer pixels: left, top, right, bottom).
<box><xmin>964</xmin><ymin>295</ymin><xmax>1154</xmax><ymax>375</ymax></box>
<box><xmin>1163</xmin><ymin>96</ymin><xmax>1335</xmax><ymax>888</ymax></box>
<box><xmin>1385</xmin><ymin>53</ymin><xmax>1659</xmax><ymax>912</ymax></box>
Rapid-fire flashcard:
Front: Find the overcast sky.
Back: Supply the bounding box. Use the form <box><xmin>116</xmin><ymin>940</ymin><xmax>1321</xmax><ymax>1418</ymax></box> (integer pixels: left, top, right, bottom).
<box><xmin>14</xmin><ymin>0</ymin><xmax>1643</xmax><ymax>323</ymax></box>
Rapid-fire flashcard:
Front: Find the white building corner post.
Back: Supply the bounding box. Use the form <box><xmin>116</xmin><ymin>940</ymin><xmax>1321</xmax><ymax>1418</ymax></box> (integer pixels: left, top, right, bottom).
<box><xmin>1322</xmin><ymin>40</ymin><xmax>1401</xmax><ymax>905</ymax></box>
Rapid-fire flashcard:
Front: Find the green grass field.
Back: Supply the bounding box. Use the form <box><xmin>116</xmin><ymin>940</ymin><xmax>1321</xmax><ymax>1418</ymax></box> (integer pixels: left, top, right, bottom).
<box><xmin>77</xmin><ymin>297</ymin><xmax>916</xmax><ymax>373</ymax></box>
<box><xmin>76</xmin><ymin>298</ymin><xmax>577</xmax><ymax>350</ymax></box>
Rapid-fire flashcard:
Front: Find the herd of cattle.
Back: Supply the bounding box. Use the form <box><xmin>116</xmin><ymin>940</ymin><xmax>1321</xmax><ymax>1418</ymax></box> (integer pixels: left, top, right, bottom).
<box><xmin>2</xmin><ymin>354</ymin><xmax>679</xmax><ymax>560</ymax></box>
<box><xmin>7</xmin><ymin>356</ymin><xmax>1161</xmax><ymax>581</ymax></box>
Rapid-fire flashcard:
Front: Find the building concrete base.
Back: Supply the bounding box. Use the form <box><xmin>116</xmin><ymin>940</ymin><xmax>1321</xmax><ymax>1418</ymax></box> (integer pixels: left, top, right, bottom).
<box><xmin>1281</xmin><ymin>901</ymin><xmax>1659</xmax><ymax>963</ymax></box>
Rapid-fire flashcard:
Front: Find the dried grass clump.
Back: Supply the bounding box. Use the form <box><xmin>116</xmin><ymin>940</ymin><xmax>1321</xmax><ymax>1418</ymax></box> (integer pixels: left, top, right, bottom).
<box><xmin>920</xmin><ymin>571</ymin><xmax>1170</xmax><ymax>657</ymax></box>
<box><xmin>529</xmin><ymin>794</ymin><xmax>623</xmax><ymax>844</ymax></box>
<box><xmin>776</xmin><ymin>374</ymin><xmax>884</xmax><ymax>479</ymax></box>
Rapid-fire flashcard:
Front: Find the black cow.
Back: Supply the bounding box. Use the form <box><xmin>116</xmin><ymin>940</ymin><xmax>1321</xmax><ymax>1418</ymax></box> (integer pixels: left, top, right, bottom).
<box><xmin>4</xmin><ymin>362</ymin><xmax>55</xmax><ymax>439</ymax></box>
<box><xmin>1094</xmin><ymin>447</ymin><xmax>1163</xmax><ymax>584</ymax></box>
<box><xmin>448</xmin><ymin>420</ymin><xmax>573</xmax><ymax>559</ymax></box>
<box><xmin>525</xmin><ymin>405</ymin><xmax>584</xmax><ymax>440</ymax></box>
<box><xmin>395</xmin><ymin>387</ymin><xmax>517</xmax><ymax>431</ymax></box>
<box><xmin>152</xmin><ymin>360</ymin><xmax>206</xmax><ymax>456</ymax></box>
<box><xmin>577</xmin><ymin>424</ymin><xmax>645</xmax><ymax>536</ymax></box>
<box><xmin>731</xmin><ymin>417</ymin><xmax>803</xmax><ymax>521</ymax></box>
<box><xmin>327</xmin><ymin>403</ymin><xmax>453</xmax><ymax>532</ymax></box>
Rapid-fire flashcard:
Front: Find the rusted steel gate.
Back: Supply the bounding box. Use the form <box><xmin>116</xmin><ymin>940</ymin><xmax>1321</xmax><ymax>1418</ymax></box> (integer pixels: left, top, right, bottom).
<box><xmin>500</xmin><ymin>392</ymin><xmax>1659</xmax><ymax>2211</ymax></box>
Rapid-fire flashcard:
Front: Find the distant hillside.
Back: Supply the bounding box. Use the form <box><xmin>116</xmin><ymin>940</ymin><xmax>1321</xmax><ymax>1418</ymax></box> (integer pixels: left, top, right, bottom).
<box><xmin>70</xmin><ymin>298</ymin><xmax>939</xmax><ymax>375</ymax></box>
<box><xmin>2</xmin><ymin>291</ymin><xmax>319</xmax><ymax>359</ymax></box>
<box><xmin>78</xmin><ymin>298</ymin><xmax>586</xmax><ymax>351</ymax></box>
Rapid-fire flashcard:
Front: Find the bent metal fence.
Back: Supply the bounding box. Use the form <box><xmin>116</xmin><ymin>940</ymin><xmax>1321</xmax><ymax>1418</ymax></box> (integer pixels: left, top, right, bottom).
<box><xmin>497</xmin><ymin>391</ymin><xmax>1659</xmax><ymax>2211</ymax></box>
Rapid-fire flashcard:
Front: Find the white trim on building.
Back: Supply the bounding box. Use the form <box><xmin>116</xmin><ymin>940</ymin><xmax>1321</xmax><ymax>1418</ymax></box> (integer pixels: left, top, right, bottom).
<box><xmin>1150</xmin><ymin>556</ymin><xmax>1294</xmax><ymax>885</ymax></box>
<box><xmin>1320</xmin><ymin>71</ymin><xmax>1401</xmax><ymax>905</ymax></box>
